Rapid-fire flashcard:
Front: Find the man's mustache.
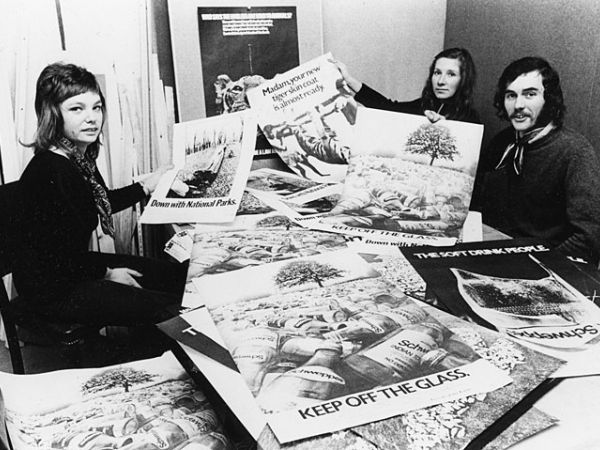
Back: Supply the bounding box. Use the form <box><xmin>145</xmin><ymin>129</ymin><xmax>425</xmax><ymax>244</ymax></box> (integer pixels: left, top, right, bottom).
<box><xmin>509</xmin><ymin>110</ymin><xmax>532</xmax><ymax>119</ymax></box>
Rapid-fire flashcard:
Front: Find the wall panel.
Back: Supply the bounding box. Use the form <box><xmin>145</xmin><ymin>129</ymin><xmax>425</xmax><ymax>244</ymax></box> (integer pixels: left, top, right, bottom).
<box><xmin>445</xmin><ymin>0</ymin><xmax>600</xmax><ymax>147</ymax></box>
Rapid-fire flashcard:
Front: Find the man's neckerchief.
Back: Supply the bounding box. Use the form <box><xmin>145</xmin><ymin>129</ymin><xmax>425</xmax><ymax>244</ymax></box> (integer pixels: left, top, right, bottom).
<box><xmin>494</xmin><ymin>122</ymin><xmax>556</xmax><ymax>175</ymax></box>
<box><xmin>57</xmin><ymin>137</ymin><xmax>115</xmax><ymax>236</ymax></box>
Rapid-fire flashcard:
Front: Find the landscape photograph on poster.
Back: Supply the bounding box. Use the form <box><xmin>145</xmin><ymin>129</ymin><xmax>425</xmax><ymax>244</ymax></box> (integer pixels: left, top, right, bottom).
<box><xmin>187</xmin><ymin>228</ymin><xmax>347</xmax><ymax>280</ymax></box>
<box><xmin>302</xmin><ymin>108</ymin><xmax>483</xmax><ymax>246</ymax></box>
<box><xmin>140</xmin><ymin>110</ymin><xmax>256</xmax><ymax>224</ymax></box>
<box><xmin>236</xmin><ymin>191</ymin><xmax>276</xmax><ymax>215</ymax></box>
<box><xmin>191</xmin><ymin>248</ymin><xmax>380</xmax><ymax>307</ymax></box>
<box><xmin>246</xmin><ymin>168</ymin><xmax>318</xmax><ymax>196</ymax></box>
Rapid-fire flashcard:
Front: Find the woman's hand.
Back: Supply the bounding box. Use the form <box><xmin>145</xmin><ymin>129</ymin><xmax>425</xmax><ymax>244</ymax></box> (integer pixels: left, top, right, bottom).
<box><xmin>329</xmin><ymin>58</ymin><xmax>362</xmax><ymax>94</ymax></box>
<box><xmin>170</xmin><ymin>178</ymin><xmax>190</xmax><ymax>197</ymax></box>
<box><xmin>140</xmin><ymin>165</ymin><xmax>174</xmax><ymax>195</ymax></box>
<box><xmin>105</xmin><ymin>267</ymin><xmax>142</xmax><ymax>288</ymax></box>
<box><xmin>424</xmin><ymin>110</ymin><xmax>446</xmax><ymax>123</ymax></box>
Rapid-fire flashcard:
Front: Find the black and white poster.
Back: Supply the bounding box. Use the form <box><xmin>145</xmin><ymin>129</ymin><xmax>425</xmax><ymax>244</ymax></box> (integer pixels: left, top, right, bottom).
<box><xmin>402</xmin><ymin>239</ymin><xmax>600</xmax><ymax>373</ymax></box>
<box><xmin>198</xmin><ymin>6</ymin><xmax>299</xmax><ymax>118</ymax></box>
<box><xmin>140</xmin><ymin>110</ymin><xmax>256</xmax><ymax>223</ymax></box>
<box><xmin>200</xmin><ymin>276</ymin><xmax>512</xmax><ymax>443</ymax></box>
<box><xmin>300</xmin><ymin>108</ymin><xmax>483</xmax><ymax>246</ymax></box>
<box><xmin>0</xmin><ymin>353</ymin><xmax>230</xmax><ymax>450</ymax></box>
<box><xmin>247</xmin><ymin>53</ymin><xmax>359</xmax><ymax>182</ymax></box>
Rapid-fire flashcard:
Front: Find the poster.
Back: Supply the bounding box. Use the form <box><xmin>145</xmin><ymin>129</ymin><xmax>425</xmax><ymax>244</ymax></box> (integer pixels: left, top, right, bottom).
<box><xmin>168</xmin><ymin>0</ymin><xmax>323</xmax><ymax>122</ymax></box>
<box><xmin>188</xmin><ymin>228</ymin><xmax>347</xmax><ymax>282</ymax></box>
<box><xmin>0</xmin><ymin>352</ymin><xmax>230</xmax><ymax>450</ymax></box>
<box><xmin>191</xmin><ymin>248</ymin><xmax>379</xmax><ymax>306</ymax></box>
<box><xmin>200</xmin><ymin>276</ymin><xmax>512</xmax><ymax>443</ymax></box>
<box><xmin>162</xmin><ymin>276</ymin><xmax>562</xmax><ymax>449</ymax></box>
<box><xmin>246</xmin><ymin>168</ymin><xmax>342</xmax><ymax>206</ymax></box>
<box><xmin>197</xmin><ymin>6</ymin><xmax>299</xmax><ymax>117</ymax></box>
<box><xmin>193</xmin><ymin>210</ymin><xmax>301</xmax><ymax>235</ymax></box>
<box><xmin>299</xmin><ymin>108</ymin><xmax>483</xmax><ymax>246</ymax></box>
<box><xmin>402</xmin><ymin>239</ymin><xmax>600</xmax><ymax>368</ymax></box>
<box><xmin>247</xmin><ymin>53</ymin><xmax>358</xmax><ymax>182</ymax></box>
<box><xmin>140</xmin><ymin>110</ymin><xmax>256</xmax><ymax>224</ymax></box>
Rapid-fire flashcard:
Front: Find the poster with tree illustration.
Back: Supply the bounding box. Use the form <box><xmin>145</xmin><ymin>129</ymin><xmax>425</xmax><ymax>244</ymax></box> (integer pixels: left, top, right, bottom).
<box><xmin>191</xmin><ymin>248</ymin><xmax>380</xmax><ymax>306</ymax></box>
<box><xmin>0</xmin><ymin>352</ymin><xmax>230</xmax><ymax>450</ymax></box>
<box><xmin>300</xmin><ymin>108</ymin><xmax>483</xmax><ymax>246</ymax></box>
<box><xmin>199</xmin><ymin>274</ymin><xmax>515</xmax><ymax>444</ymax></box>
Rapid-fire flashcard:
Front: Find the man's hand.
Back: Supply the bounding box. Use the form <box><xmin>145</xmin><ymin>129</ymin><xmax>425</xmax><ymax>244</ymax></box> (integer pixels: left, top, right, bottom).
<box><xmin>105</xmin><ymin>267</ymin><xmax>142</xmax><ymax>288</ymax></box>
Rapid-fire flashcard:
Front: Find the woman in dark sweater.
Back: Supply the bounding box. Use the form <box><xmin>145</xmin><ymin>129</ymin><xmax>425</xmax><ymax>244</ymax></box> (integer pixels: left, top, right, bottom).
<box><xmin>335</xmin><ymin>48</ymin><xmax>480</xmax><ymax>124</ymax></box>
<box><xmin>13</xmin><ymin>62</ymin><xmax>186</xmax><ymax>326</ymax></box>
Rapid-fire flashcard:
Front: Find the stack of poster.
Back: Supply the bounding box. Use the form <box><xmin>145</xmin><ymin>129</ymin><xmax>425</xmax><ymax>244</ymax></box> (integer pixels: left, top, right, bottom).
<box><xmin>189</xmin><ymin>240</ymin><xmax>541</xmax><ymax>444</ymax></box>
<box><xmin>247</xmin><ymin>53</ymin><xmax>358</xmax><ymax>182</ymax></box>
<box><xmin>145</xmin><ymin>51</ymin><xmax>570</xmax><ymax>447</ymax></box>
<box><xmin>402</xmin><ymin>238</ymin><xmax>600</xmax><ymax>376</ymax></box>
<box><xmin>298</xmin><ymin>107</ymin><xmax>483</xmax><ymax>247</ymax></box>
<box><xmin>140</xmin><ymin>109</ymin><xmax>257</xmax><ymax>224</ymax></box>
<box><xmin>0</xmin><ymin>352</ymin><xmax>230</xmax><ymax>450</ymax></box>
<box><xmin>161</xmin><ymin>278</ymin><xmax>561</xmax><ymax>449</ymax></box>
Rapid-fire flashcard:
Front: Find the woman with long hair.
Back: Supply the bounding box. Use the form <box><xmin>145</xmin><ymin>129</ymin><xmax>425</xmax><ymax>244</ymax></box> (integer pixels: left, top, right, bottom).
<box><xmin>13</xmin><ymin>62</ymin><xmax>186</xmax><ymax>330</ymax></box>
<box><xmin>335</xmin><ymin>47</ymin><xmax>479</xmax><ymax>123</ymax></box>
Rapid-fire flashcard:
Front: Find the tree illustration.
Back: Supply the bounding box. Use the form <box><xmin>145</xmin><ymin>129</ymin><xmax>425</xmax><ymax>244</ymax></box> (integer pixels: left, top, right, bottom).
<box><xmin>405</xmin><ymin>123</ymin><xmax>458</xmax><ymax>165</ymax></box>
<box><xmin>81</xmin><ymin>367</ymin><xmax>156</xmax><ymax>395</ymax></box>
<box><xmin>274</xmin><ymin>260</ymin><xmax>344</xmax><ymax>288</ymax></box>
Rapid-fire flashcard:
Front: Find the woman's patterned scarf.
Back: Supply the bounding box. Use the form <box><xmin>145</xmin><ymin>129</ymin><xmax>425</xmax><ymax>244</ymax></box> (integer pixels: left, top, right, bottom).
<box><xmin>58</xmin><ymin>137</ymin><xmax>115</xmax><ymax>236</ymax></box>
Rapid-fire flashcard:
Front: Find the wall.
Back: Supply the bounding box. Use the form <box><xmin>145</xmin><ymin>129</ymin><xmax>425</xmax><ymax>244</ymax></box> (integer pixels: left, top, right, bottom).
<box><xmin>0</xmin><ymin>0</ymin><xmax>146</xmax><ymax>180</ymax></box>
<box><xmin>322</xmin><ymin>0</ymin><xmax>446</xmax><ymax>102</ymax></box>
<box><xmin>152</xmin><ymin>0</ymin><xmax>447</xmax><ymax>121</ymax></box>
<box><xmin>445</xmin><ymin>0</ymin><xmax>600</xmax><ymax>147</ymax></box>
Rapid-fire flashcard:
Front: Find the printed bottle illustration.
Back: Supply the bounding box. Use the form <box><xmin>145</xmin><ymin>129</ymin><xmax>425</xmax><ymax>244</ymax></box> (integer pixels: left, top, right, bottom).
<box><xmin>374</xmin><ymin>299</ymin><xmax>429</xmax><ymax>326</ymax></box>
<box><xmin>297</xmin><ymin>309</ymin><xmax>347</xmax><ymax>323</ymax></box>
<box><xmin>259</xmin><ymin>360</ymin><xmax>299</xmax><ymax>389</ymax></box>
<box><xmin>256</xmin><ymin>343</ymin><xmax>346</xmax><ymax>412</ymax></box>
<box><xmin>231</xmin><ymin>327</ymin><xmax>279</xmax><ymax>394</ymax></box>
<box><xmin>420</xmin><ymin>335</ymin><xmax>480</xmax><ymax>372</ymax></box>
<box><xmin>51</xmin><ymin>431</ymin><xmax>133</xmax><ymax>450</ymax></box>
<box><xmin>89</xmin><ymin>416</ymin><xmax>140</xmax><ymax>438</ymax></box>
<box><xmin>280</xmin><ymin>336</ymin><xmax>361</xmax><ymax>362</ymax></box>
<box><xmin>338</xmin><ymin>322</ymin><xmax>446</xmax><ymax>392</ymax></box>
<box><xmin>266</xmin><ymin>317</ymin><xmax>331</xmax><ymax>334</ymax></box>
<box><xmin>172</xmin><ymin>431</ymin><xmax>230</xmax><ymax>450</ymax></box>
<box><xmin>324</xmin><ymin>298</ymin><xmax>428</xmax><ymax>344</ymax></box>
<box><xmin>324</xmin><ymin>315</ymin><xmax>397</xmax><ymax>344</ymax></box>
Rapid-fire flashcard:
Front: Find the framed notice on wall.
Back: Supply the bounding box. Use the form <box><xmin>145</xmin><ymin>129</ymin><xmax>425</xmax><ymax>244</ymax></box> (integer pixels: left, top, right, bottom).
<box><xmin>167</xmin><ymin>0</ymin><xmax>323</xmax><ymax>123</ymax></box>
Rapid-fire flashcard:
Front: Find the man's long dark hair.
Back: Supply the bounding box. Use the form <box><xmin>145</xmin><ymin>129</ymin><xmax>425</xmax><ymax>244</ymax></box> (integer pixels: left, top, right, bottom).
<box><xmin>27</xmin><ymin>62</ymin><xmax>106</xmax><ymax>156</ymax></box>
<box><xmin>421</xmin><ymin>47</ymin><xmax>477</xmax><ymax>121</ymax></box>
<box><xmin>493</xmin><ymin>56</ymin><xmax>565</xmax><ymax>128</ymax></box>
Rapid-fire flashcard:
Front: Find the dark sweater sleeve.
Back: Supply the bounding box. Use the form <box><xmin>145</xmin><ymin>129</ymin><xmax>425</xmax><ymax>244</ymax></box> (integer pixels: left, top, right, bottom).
<box><xmin>556</xmin><ymin>141</ymin><xmax>600</xmax><ymax>263</ymax></box>
<box><xmin>94</xmin><ymin>169</ymin><xmax>146</xmax><ymax>213</ymax></box>
<box><xmin>107</xmin><ymin>182</ymin><xmax>146</xmax><ymax>213</ymax></box>
<box><xmin>354</xmin><ymin>84</ymin><xmax>421</xmax><ymax>114</ymax></box>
